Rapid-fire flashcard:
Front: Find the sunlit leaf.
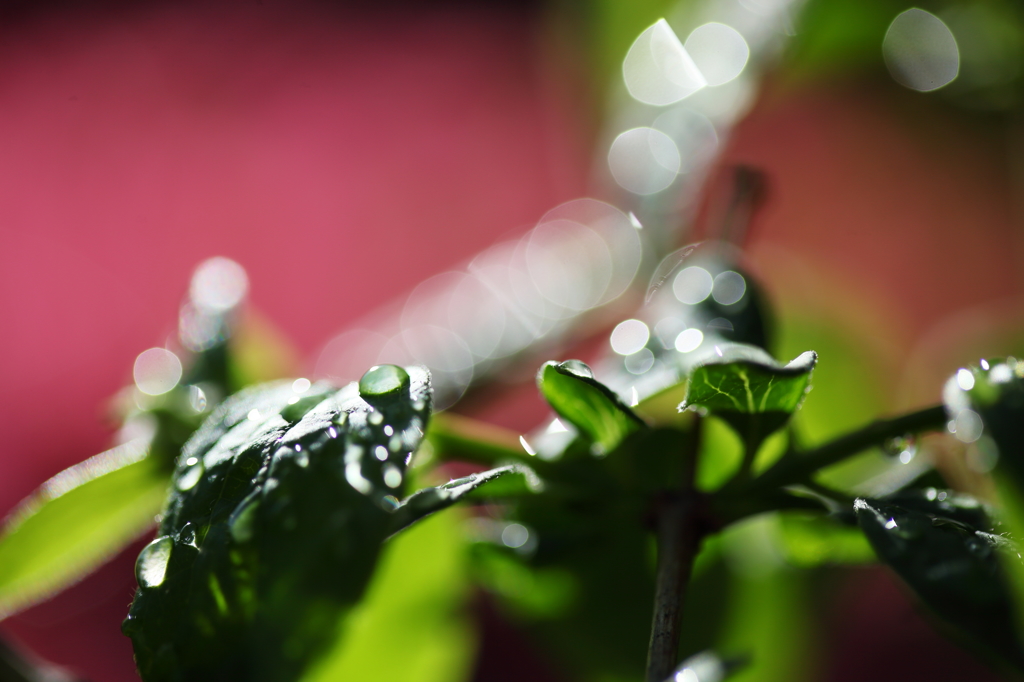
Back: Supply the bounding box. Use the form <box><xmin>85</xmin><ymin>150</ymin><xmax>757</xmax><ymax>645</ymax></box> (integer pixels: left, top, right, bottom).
<box><xmin>390</xmin><ymin>466</ymin><xmax>527</xmax><ymax>534</ymax></box>
<box><xmin>537</xmin><ymin>360</ymin><xmax>646</xmax><ymax>453</ymax></box>
<box><xmin>0</xmin><ymin>439</ymin><xmax>167</xmax><ymax>620</ymax></box>
<box><xmin>303</xmin><ymin>509</ymin><xmax>474</xmax><ymax>682</ymax></box>
<box><xmin>855</xmin><ymin>496</ymin><xmax>1024</xmax><ymax>671</ymax></box>
<box><xmin>680</xmin><ymin>344</ymin><xmax>816</xmax><ymax>450</ymax></box>
<box><xmin>776</xmin><ymin>513</ymin><xmax>874</xmax><ymax>567</ymax></box>
<box><xmin>124</xmin><ymin>366</ymin><xmax>432</xmax><ymax>682</ymax></box>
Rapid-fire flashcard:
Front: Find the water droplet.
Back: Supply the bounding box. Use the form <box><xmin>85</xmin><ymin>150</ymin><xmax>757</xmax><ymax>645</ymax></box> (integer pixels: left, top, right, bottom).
<box><xmin>610</xmin><ymin>319</ymin><xmax>650</xmax><ymax>355</ymax></box>
<box><xmin>674</xmin><ymin>328</ymin><xmax>703</xmax><ymax>353</ymax></box>
<box><xmin>625</xmin><ymin>348</ymin><xmax>655</xmax><ymax>374</ymax></box>
<box><xmin>383</xmin><ymin>425</ymin><xmax>394</xmax><ymax>437</ymax></box>
<box><xmin>883</xmin><ymin>435</ymin><xmax>917</xmax><ymax>463</ymax></box>
<box><xmin>190</xmin><ymin>257</ymin><xmax>248</xmax><ymax>313</ymax></box>
<box><xmin>374</xmin><ymin>445</ymin><xmax>389</xmax><ymax>461</ymax></box>
<box><xmin>368</xmin><ymin>411</ymin><xmax>384</xmax><ymax>425</ymax></box>
<box><xmin>247</xmin><ymin>409</ymin><xmax>260</xmax><ymax>421</ymax></box>
<box><xmin>558</xmin><ymin>359</ymin><xmax>594</xmax><ymax>379</ymax></box>
<box><xmin>359</xmin><ymin>365</ymin><xmax>410</xmax><ymax>399</ymax></box>
<box><xmin>711</xmin><ymin>271</ymin><xmax>746</xmax><ymax>305</ymax></box>
<box><xmin>501</xmin><ymin>523</ymin><xmax>529</xmax><ymax>548</ymax></box>
<box><xmin>185</xmin><ymin>457</ymin><xmax>198</xmax><ymax>467</ymax></box>
<box><xmin>980</xmin><ymin>359</ymin><xmax>990</xmax><ymax>371</ymax></box>
<box><xmin>177</xmin><ymin>460</ymin><xmax>204</xmax><ymax>491</ymax></box>
<box><xmin>136</xmin><ymin>536</ymin><xmax>173</xmax><ymax>588</ymax></box>
<box><xmin>292</xmin><ymin>378</ymin><xmax>311</xmax><ymax>393</ymax></box>
<box><xmin>179</xmin><ymin>522</ymin><xmax>198</xmax><ymax>548</ymax></box>
<box><xmin>229</xmin><ymin>496</ymin><xmax>260</xmax><ymax>543</ymax></box>
<box><xmin>328</xmin><ymin>426</ymin><xmax>338</xmax><ymax>439</ymax></box>
<box><xmin>673</xmin><ymin>266</ymin><xmax>713</xmax><ymax>304</ymax></box>
<box><xmin>954</xmin><ymin>409</ymin><xmax>984</xmax><ymax>443</ymax></box>
<box><xmin>957</xmin><ymin>368</ymin><xmax>975</xmax><ymax>391</ymax></box>
<box><xmin>885</xmin><ymin>518</ymin><xmax>898</xmax><ymax>530</ymax></box>
<box><xmin>706</xmin><ymin>317</ymin><xmax>734</xmax><ymax>332</ymax></box>
<box><xmin>383</xmin><ymin>464</ymin><xmax>403</xmax><ymax>489</ymax></box>
<box><xmin>133</xmin><ymin>348</ymin><xmax>183</xmax><ymax>396</ymax></box>
<box><xmin>345</xmin><ymin>462</ymin><xmax>373</xmax><ymax>495</ymax></box>
<box><xmin>189</xmin><ymin>385</ymin><xmax>208</xmax><ymax>412</ymax></box>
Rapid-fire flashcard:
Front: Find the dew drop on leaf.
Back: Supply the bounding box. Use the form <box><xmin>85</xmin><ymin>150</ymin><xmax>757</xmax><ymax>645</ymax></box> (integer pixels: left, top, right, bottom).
<box><xmin>558</xmin><ymin>359</ymin><xmax>594</xmax><ymax>379</ymax></box>
<box><xmin>136</xmin><ymin>536</ymin><xmax>173</xmax><ymax>589</ymax></box>
<box><xmin>358</xmin><ymin>364</ymin><xmax>410</xmax><ymax>399</ymax></box>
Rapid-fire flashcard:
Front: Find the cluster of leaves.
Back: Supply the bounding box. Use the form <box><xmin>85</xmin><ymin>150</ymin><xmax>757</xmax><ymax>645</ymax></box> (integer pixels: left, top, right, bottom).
<box><xmin>3</xmin><ymin>249</ymin><xmax>1024</xmax><ymax>682</ymax></box>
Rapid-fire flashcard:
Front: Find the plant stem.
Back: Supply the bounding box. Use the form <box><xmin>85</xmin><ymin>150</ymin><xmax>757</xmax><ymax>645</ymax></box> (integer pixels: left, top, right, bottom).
<box><xmin>645</xmin><ymin>418</ymin><xmax>702</xmax><ymax>682</ymax></box>
<box><xmin>750</xmin><ymin>405</ymin><xmax>947</xmax><ymax>493</ymax></box>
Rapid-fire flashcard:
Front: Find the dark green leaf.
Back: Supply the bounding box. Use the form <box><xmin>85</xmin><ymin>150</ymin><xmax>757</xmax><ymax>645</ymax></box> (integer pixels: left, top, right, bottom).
<box><xmin>680</xmin><ymin>344</ymin><xmax>816</xmax><ymax>449</ymax></box>
<box><xmin>0</xmin><ymin>440</ymin><xmax>167</xmax><ymax>619</ymax></box>
<box><xmin>123</xmin><ymin>366</ymin><xmax>432</xmax><ymax>682</ymax></box>
<box><xmin>855</xmin><ymin>496</ymin><xmax>1024</xmax><ymax>671</ymax></box>
<box><xmin>537</xmin><ymin>360</ymin><xmax>646</xmax><ymax>453</ymax></box>
<box><xmin>389</xmin><ymin>466</ymin><xmax>526</xmax><ymax>534</ymax></box>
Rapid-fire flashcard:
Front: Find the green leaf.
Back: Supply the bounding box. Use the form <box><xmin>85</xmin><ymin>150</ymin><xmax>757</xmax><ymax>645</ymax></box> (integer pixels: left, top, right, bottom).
<box><xmin>124</xmin><ymin>366</ymin><xmax>433</xmax><ymax>682</ymax></box>
<box><xmin>855</xmin><ymin>496</ymin><xmax>1024</xmax><ymax>671</ymax></box>
<box><xmin>537</xmin><ymin>360</ymin><xmax>646</xmax><ymax>453</ymax></box>
<box><xmin>776</xmin><ymin>512</ymin><xmax>874</xmax><ymax>567</ymax></box>
<box><xmin>0</xmin><ymin>439</ymin><xmax>167</xmax><ymax>620</ymax></box>
<box><xmin>389</xmin><ymin>466</ymin><xmax>527</xmax><ymax>534</ymax></box>
<box><xmin>302</xmin><ymin>508</ymin><xmax>474</xmax><ymax>682</ymax></box>
<box><xmin>680</xmin><ymin>344</ymin><xmax>816</xmax><ymax>450</ymax></box>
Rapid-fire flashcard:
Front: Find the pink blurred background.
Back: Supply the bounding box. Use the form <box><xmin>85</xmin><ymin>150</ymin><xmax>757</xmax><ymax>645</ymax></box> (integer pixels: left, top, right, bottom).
<box><xmin>1</xmin><ymin>1</ymin><xmax>1022</xmax><ymax>680</ymax></box>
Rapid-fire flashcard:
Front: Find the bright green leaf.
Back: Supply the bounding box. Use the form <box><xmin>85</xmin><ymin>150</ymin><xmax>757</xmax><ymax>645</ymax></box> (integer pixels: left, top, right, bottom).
<box><xmin>303</xmin><ymin>508</ymin><xmax>474</xmax><ymax>682</ymax></box>
<box><xmin>680</xmin><ymin>345</ymin><xmax>816</xmax><ymax>451</ymax></box>
<box><xmin>776</xmin><ymin>513</ymin><xmax>873</xmax><ymax>567</ymax></box>
<box><xmin>855</xmin><ymin>496</ymin><xmax>1024</xmax><ymax>671</ymax></box>
<box><xmin>0</xmin><ymin>439</ymin><xmax>167</xmax><ymax>620</ymax></box>
<box><xmin>537</xmin><ymin>360</ymin><xmax>646</xmax><ymax>453</ymax></box>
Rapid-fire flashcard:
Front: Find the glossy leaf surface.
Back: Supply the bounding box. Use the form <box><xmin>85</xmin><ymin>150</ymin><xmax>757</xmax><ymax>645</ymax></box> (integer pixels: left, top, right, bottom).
<box><xmin>124</xmin><ymin>366</ymin><xmax>432</xmax><ymax>682</ymax></box>
<box><xmin>855</xmin><ymin>496</ymin><xmax>1024</xmax><ymax>670</ymax></box>
<box><xmin>537</xmin><ymin>360</ymin><xmax>646</xmax><ymax>453</ymax></box>
<box><xmin>0</xmin><ymin>440</ymin><xmax>167</xmax><ymax>620</ymax></box>
<box><xmin>390</xmin><ymin>466</ymin><xmax>525</xmax><ymax>534</ymax></box>
<box><xmin>680</xmin><ymin>344</ymin><xmax>816</xmax><ymax>449</ymax></box>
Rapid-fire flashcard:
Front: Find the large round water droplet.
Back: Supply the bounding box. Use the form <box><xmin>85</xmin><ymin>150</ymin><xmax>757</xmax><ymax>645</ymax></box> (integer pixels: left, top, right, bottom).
<box><xmin>558</xmin><ymin>359</ymin><xmax>594</xmax><ymax>379</ymax></box>
<box><xmin>359</xmin><ymin>365</ymin><xmax>410</xmax><ymax>399</ymax></box>
<box><xmin>136</xmin><ymin>536</ymin><xmax>173</xmax><ymax>588</ymax></box>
